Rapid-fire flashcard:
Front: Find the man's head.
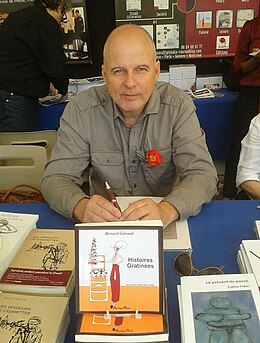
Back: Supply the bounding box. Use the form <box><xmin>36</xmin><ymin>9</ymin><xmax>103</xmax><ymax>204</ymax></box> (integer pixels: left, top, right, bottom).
<box><xmin>36</xmin><ymin>0</ymin><xmax>72</xmax><ymax>22</ymax></box>
<box><xmin>102</xmin><ymin>24</ymin><xmax>160</xmax><ymax>121</ymax></box>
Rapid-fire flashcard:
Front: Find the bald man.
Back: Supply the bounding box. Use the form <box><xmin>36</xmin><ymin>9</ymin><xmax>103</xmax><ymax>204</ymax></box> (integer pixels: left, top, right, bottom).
<box><xmin>42</xmin><ymin>24</ymin><xmax>217</xmax><ymax>227</ymax></box>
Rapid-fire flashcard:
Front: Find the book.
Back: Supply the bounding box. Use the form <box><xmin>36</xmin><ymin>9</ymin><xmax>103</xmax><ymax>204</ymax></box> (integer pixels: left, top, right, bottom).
<box><xmin>74</xmin><ymin>220</ymin><xmax>169</xmax><ymax>342</ymax></box>
<box><xmin>75</xmin><ymin>220</ymin><xmax>163</xmax><ymax>314</ymax></box>
<box><xmin>190</xmin><ymin>88</ymin><xmax>215</xmax><ymax>99</ymax></box>
<box><xmin>237</xmin><ymin>240</ymin><xmax>260</xmax><ymax>288</ymax></box>
<box><xmin>177</xmin><ymin>273</ymin><xmax>260</xmax><ymax>343</ymax></box>
<box><xmin>116</xmin><ymin>196</ymin><xmax>192</xmax><ymax>252</ymax></box>
<box><xmin>75</xmin><ymin>311</ymin><xmax>168</xmax><ymax>342</ymax></box>
<box><xmin>0</xmin><ymin>292</ymin><xmax>69</xmax><ymax>343</ymax></box>
<box><xmin>254</xmin><ymin>220</ymin><xmax>260</xmax><ymax>239</ymax></box>
<box><xmin>0</xmin><ymin>228</ymin><xmax>75</xmax><ymax>296</ymax></box>
<box><xmin>0</xmin><ymin>211</ymin><xmax>39</xmax><ymax>278</ymax></box>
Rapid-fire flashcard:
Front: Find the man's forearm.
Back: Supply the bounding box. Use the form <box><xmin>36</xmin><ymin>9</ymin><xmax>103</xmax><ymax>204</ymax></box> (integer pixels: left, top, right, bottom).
<box><xmin>240</xmin><ymin>180</ymin><xmax>260</xmax><ymax>200</ymax></box>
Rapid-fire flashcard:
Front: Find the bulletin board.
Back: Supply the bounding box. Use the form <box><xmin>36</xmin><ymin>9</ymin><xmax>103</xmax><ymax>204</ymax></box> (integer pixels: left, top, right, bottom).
<box><xmin>115</xmin><ymin>0</ymin><xmax>260</xmax><ymax>60</ymax></box>
<box><xmin>0</xmin><ymin>0</ymin><xmax>92</xmax><ymax>63</ymax></box>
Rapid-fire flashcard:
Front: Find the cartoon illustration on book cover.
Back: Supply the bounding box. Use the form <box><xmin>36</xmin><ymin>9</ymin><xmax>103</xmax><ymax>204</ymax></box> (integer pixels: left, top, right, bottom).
<box><xmin>193</xmin><ymin>291</ymin><xmax>260</xmax><ymax>343</ymax></box>
<box><xmin>78</xmin><ymin>227</ymin><xmax>161</xmax><ymax>313</ymax></box>
<box><xmin>0</xmin><ymin>315</ymin><xmax>43</xmax><ymax>343</ymax></box>
<box><xmin>28</xmin><ymin>241</ymin><xmax>69</xmax><ymax>270</ymax></box>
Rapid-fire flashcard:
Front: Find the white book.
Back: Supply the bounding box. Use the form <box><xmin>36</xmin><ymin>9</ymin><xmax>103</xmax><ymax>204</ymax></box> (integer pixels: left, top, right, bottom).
<box><xmin>0</xmin><ymin>211</ymin><xmax>39</xmax><ymax>278</ymax></box>
<box><xmin>254</xmin><ymin>220</ymin><xmax>260</xmax><ymax>239</ymax></box>
<box><xmin>241</xmin><ymin>240</ymin><xmax>260</xmax><ymax>287</ymax></box>
<box><xmin>178</xmin><ymin>273</ymin><xmax>260</xmax><ymax>343</ymax></box>
<box><xmin>116</xmin><ymin>196</ymin><xmax>192</xmax><ymax>252</ymax></box>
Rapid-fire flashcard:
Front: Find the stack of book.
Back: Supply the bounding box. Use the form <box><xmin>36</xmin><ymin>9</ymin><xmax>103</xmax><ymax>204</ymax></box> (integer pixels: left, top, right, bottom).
<box><xmin>0</xmin><ymin>228</ymin><xmax>75</xmax><ymax>297</ymax></box>
<box><xmin>237</xmin><ymin>239</ymin><xmax>260</xmax><ymax>288</ymax></box>
<box><xmin>0</xmin><ymin>211</ymin><xmax>39</xmax><ymax>278</ymax></box>
<box><xmin>74</xmin><ymin>220</ymin><xmax>169</xmax><ymax>342</ymax></box>
<box><xmin>177</xmin><ymin>273</ymin><xmax>260</xmax><ymax>343</ymax></box>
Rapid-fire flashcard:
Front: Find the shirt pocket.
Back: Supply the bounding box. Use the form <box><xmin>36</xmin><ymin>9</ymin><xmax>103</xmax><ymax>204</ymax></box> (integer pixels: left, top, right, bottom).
<box><xmin>142</xmin><ymin>147</ymin><xmax>174</xmax><ymax>187</ymax></box>
<box><xmin>91</xmin><ymin>152</ymin><xmax>124</xmax><ymax>192</ymax></box>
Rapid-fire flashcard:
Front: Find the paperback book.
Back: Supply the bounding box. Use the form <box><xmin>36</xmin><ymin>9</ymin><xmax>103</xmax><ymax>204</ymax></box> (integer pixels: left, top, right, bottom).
<box><xmin>116</xmin><ymin>196</ymin><xmax>192</xmax><ymax>252</ymax></box>
<box><xmin>254</xmin><ymin>220</ymin><xmax>260</xmax><ymax>239</ymax></box>
<box><xmin>178</xmin><ymin>273</ymin><xmax>260</xmax><ymax>343</ymax></box>
<box><xmin>74</xmin><ymin>220</ymin><xmax>169</xmax><ymax>343</ymax></box>
<box><xmin>75</xmin><ymin>308</ymin><xmax>168</xmax><ymax>342</ymax></box>
<box><xmin>0</xmin><ymin>211</ymin><xmax>39</xmax><ymax>278</ymax></box>
<box><xmin>0</xmin><ymin>228</ymin><xmax>75</xmax><ymax>296</ymax></box>
<box><xmin>0</xmin><ymin>292</ymin><xmax>69</xmax><ymax>343</ymax></box>
<box><xmin>237</xmin><ymin>239</ymin><xmax>260</xmax><ymax>288</ymax></box>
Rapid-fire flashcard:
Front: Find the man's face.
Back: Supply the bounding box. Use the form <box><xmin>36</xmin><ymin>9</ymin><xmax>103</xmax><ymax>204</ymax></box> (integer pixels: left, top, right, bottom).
<box><xmin>102</xmin><ymin>35</ymin><xmax>160</xmax><ymax>119</ymax></box>
<box><xmin>28</xmin><ymin>319</ymin><xmax>39</xmax><ymax>330</ymax></box>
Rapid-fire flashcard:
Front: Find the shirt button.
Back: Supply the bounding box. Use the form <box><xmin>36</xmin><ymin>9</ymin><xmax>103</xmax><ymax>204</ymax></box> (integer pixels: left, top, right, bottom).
<box><xmin>132</xmin><ymin>160</ymin><xmax>136</xmax><ymax>164</ymax></box>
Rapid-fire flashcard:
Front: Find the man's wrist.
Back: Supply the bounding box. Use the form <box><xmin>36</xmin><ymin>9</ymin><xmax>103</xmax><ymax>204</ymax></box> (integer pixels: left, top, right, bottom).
<box><xmin>73</xmin><ymin>197</ymin><xmax>90</xmax><ymax>222</ymax></box>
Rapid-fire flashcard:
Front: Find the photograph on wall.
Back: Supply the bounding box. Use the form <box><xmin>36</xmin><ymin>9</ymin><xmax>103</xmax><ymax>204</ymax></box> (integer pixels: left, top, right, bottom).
<box><xmin>115</xmin><ymin>0</ymin><xmax>260</xmax><ymax>60</ymax></box>
<box><xmin>0</xmin><ymin>0</ymin><xmax>91</xmax><ymax>63</ymax></box>
<box><xmin>195</xmin><ymin>11</ymin><xmax>212</xmax><ymax>29</ymax></box>
<box><xmin>61</xmin><ymin>1</ymin><xmax>91</xmax><ymax>63</ymax></box>
<box><xmin>236</xmin><ymin>8</ymin><xmax>255</xmax><ymax>27</ymax></box>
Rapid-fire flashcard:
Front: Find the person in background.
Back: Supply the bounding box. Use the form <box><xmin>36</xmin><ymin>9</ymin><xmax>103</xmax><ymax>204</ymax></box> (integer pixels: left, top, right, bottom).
<box><xmin>236</xmin><ymin>113</ymin><xmax>260</xmax><ymax>200</ymax></box>
<box><xmin>223</xmin><ymin>14</ymin><xmax>260</xmax><ymax>199</ymax></box>
<box><xmin>0</xmin><ymin>0</ymin><xmax>71</xmax><ymax>132</ymax></box>
<box><xmin>42</xmin><ymin>24</ymin><xmax>218</xmax><ymax>227</ymax></box>
<box><xmin>73</xmin><ymin>9</ymin><xmax>84</xmax><ymax>39</ymax></box>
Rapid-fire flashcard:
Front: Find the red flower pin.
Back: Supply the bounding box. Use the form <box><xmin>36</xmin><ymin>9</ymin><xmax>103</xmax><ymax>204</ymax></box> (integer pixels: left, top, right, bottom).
<box><xmin>147</xmin><ymin>149</ymin><xmax>162</xmax><ymax>166</ymax></box>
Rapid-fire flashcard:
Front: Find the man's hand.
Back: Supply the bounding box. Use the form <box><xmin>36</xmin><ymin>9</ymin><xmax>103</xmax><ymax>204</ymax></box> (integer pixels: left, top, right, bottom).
<box><xmin>121</xmin><ymin>198</ymin><xmax>179</xmax><ymax>227</ymax></box>
<box><xmin>73</xmin><ymin>195</ymin><xmax>122</xmax><ymax>223</ymax></box>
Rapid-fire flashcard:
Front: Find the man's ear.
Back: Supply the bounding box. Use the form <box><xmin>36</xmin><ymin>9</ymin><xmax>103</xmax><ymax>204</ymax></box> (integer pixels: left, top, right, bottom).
<box><xmin>101</xmin><ymin>64</ymin><xmax>106</xmax><ymax>82</ymax></box>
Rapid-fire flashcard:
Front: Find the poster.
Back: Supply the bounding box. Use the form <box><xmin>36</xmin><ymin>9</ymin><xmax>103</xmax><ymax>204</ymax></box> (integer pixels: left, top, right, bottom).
<box><xmin>0</xmin><ymin>0</ymin><xmax>91</xmax><ymax>63</ymax></box>
<box><xmin>115</xmin><ymin>0</ymin><xmax>259</xmax><ymax>60</ymax></box>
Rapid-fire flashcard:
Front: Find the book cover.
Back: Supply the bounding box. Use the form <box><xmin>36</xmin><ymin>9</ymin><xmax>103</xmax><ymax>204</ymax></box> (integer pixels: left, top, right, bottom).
<box><xmin>0</xmin><ymin>211</ymin><xmax>39</xmax><ymax>278</ymax></box>
<box><xmin>75</xmin><ymin>312</ymin><xmax>168</xmax><ymax>343</ymax></box>
<box><xmin>75</xmin><ymin>220</ymin><xmax>163</xmax><ymax>314</ymax></box>
<box><xmin>116</xmin><ymin>196</ymin><xmax>192</xmax><ymax>251</ymax></box>
<box><xmin>240</xmin><ymin>240</ymin><xmax>260</xmax><ymax>287</ymax></box>
<box><xmin>178</xmin><ymin>273</ymin><xmax>260</xmax><ymax>343</ymax></box>
<box><xmin>0</xmin><ymin>292</ymin><xmax>69</xmax><ymax>343</ymax></box>
<box><xmin>0</xmin><ymin>228</ymin><xmax>75</xmax><ymax>296</ymax></box>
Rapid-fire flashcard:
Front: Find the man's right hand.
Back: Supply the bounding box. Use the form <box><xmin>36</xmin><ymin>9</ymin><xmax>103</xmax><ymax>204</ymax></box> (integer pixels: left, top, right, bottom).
<box><xmin>73</xmin><ymin>195</ymin><xmax>122</xmax><ymax>223</ymax></box>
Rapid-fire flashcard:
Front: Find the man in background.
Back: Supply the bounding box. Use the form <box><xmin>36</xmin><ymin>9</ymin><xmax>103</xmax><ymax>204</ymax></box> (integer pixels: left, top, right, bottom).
<box><xmin>42</xmin><ymin>24</ymin><xmax>217</xmax><ymax>227</ymax></box>
<box><xmin>0</xmin><ymin>0</ymin><xmax>71</xmax><ymax>132</ymax></box>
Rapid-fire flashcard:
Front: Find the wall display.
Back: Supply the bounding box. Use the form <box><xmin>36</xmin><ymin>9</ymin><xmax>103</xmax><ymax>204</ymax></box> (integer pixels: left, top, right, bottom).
<box><xmin>0</xmin><ymin>0</ymin><xmax>91</xmax><ymax>63</ymax></box>
<box><xmin>115</xmin><ymin>0</ymin><xmax>260</xmax><ymax>60</ymax></box>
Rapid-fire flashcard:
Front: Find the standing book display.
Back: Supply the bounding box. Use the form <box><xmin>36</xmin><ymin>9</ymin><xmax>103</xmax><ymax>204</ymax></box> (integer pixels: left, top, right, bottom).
<box><xmin>74</xmin><ymin>220</ymin><xmax>169</xmax><ymax>343</ymax></box>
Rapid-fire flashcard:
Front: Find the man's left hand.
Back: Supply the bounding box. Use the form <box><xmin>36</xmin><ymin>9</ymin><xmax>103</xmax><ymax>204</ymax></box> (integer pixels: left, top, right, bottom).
<box><xmin>121</xmin><ymin>198</ymin><xmax>179</xmax><ymax>227</ymax></box>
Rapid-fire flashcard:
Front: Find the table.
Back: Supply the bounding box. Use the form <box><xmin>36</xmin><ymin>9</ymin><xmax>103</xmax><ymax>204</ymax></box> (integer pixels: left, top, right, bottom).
<box><xmin>194</xmin><ymin>89</ymin><xmax>238</xmax><ymax>160</ymax></box>
<box><xmin>36</xmin><ymin>89</ymin><xmax>238</xmax><ymax>161</ymax></box>
<box><xmin>1</xmin><ymin>199</ymin><xmax>259</xmax><ymax>342</ymax></box>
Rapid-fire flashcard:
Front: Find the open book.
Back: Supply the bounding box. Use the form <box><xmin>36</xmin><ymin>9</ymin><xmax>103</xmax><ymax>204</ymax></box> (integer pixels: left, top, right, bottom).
<box><xmin>74</xmin><ymin>220</ymin><xmax>169</xmax><ymax>342</ymax></box>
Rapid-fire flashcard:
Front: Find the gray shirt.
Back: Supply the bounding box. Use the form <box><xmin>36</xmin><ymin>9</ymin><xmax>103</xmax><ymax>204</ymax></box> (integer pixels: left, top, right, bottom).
<box><xmin>42</xmin><ymin>82</ymin><xmax>218</xmax><ymax>220</ymax></box>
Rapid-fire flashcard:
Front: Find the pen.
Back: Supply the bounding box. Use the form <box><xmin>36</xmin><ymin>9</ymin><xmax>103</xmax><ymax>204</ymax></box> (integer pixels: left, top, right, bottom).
<box><xmin>105</xmin><ymin>182</ymin><xmax>122</xmax><ymax>212</ymax></box>
<box><xmin>250</xmin><ymin>250</ymin><xmax>260</xmax><ymax>260</ymax></box>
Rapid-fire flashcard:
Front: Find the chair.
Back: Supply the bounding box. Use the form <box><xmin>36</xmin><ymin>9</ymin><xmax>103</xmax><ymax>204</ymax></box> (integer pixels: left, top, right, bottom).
<box><xmin>0</xmin><ymin>145</ymin><xmax>47</xmax><ymax>190</ymax></box>
<box><xmin>0</xmin><ymin>130</ymin><xmax>57</xmax><ymax>160</ymax></box>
